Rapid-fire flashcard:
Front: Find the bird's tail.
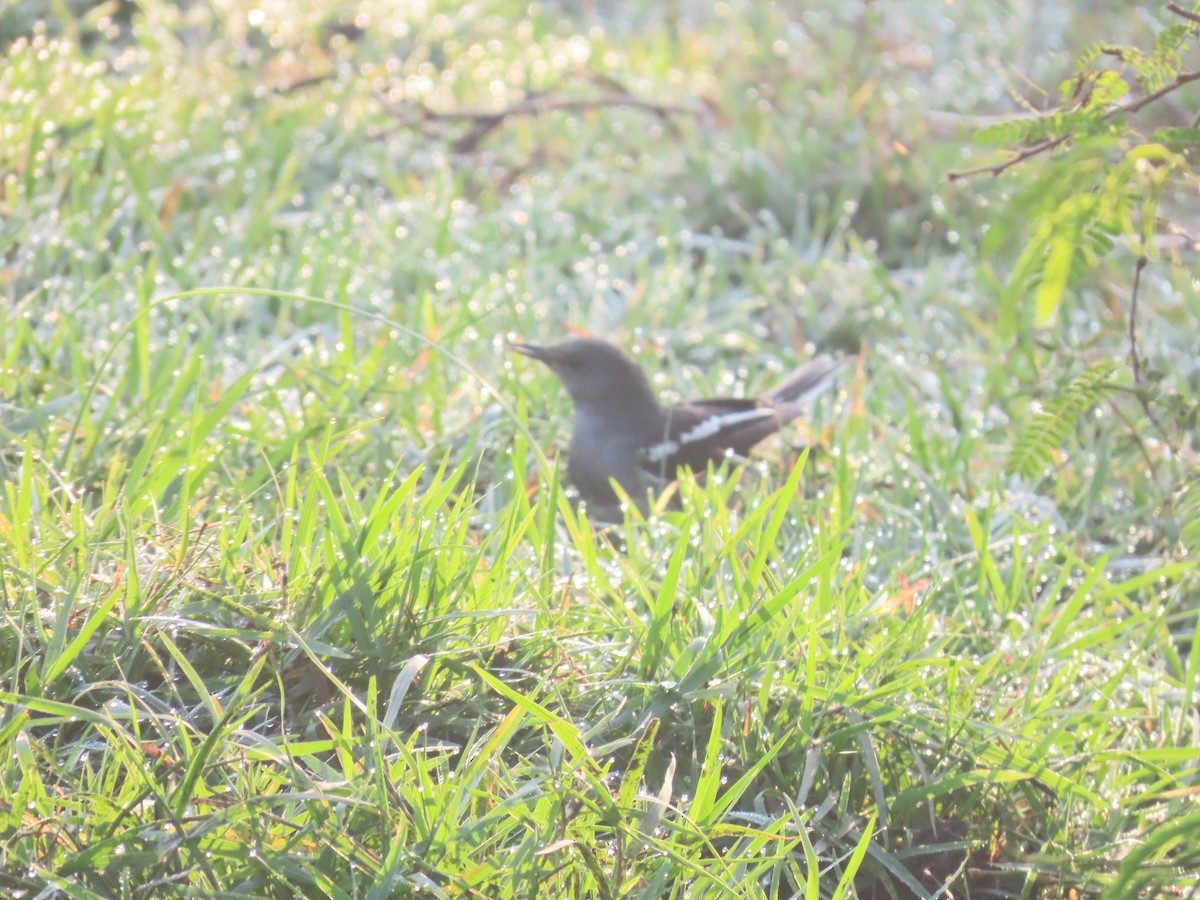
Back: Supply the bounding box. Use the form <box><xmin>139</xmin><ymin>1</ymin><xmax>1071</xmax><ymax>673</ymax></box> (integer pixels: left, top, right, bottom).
<box><xmin>768</xmin><ymin>356</ymin><xmax>846</xmax><ymax>407</ymax></box>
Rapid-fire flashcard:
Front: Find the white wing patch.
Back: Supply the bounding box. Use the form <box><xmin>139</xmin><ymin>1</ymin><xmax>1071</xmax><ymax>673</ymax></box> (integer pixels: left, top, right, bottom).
<box><xmin>679</xmin><ymin>407</ymin><xmax>775</xmax><ymax>442</ymax></box>
<box><xmin>642</xmin><ymin>407</ymin><xmax>776</xmax><ymax>464</ymax></box>
<box><xmin>643</xmin><ymin>439</ymin><xmax>680</xmax><ymax>464</ymax></box>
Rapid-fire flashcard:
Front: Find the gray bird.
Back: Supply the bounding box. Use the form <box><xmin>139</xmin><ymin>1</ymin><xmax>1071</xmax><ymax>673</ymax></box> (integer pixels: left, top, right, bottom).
<box><xmin>509</xmin><ymin>337</ymin><xmax>843</xmax><ymax>518</ymax></box>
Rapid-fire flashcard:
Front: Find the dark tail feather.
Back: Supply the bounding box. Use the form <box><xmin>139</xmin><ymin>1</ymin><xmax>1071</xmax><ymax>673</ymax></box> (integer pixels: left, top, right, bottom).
<box><xmin>768</xmin><ymin>356</ymin><xmax>845</xmax><ymax>406</ymax></box>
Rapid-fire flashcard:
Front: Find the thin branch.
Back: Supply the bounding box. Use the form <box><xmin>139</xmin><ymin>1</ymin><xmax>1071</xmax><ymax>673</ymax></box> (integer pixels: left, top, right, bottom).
<box><xmin>1128</xmin><ymin>255</ymin><xmax>1146</xmax><ymax>386</ymax></box>
<box><xmin>273</xmin><ymin>73</ymin><xmax>334</xmax><ymax>95</ymax></box>
<box><xmin>452</xmin><ymin>91</ymin><xmax>704</xmax><ymax>152</ymax></box>
<box><xmin>586</xmin><ymin>71</ymin><xmax>681</xmax><ymax>131</ymax></box>
<box><xmin>376</xmin><ymin>89</ymin><xmax>708</xmax><ymax>152</ymax></box>
<box><xmin>946</xmin><ymin>135</ymin><xmax>1068</xmax><ymax>181</ymax></box>
<box><xmin>1126</xmin><ymin>255</ymin><xmax>1180</xmax><ymax>458</ymax></box>
<box><xmin>948</xmin><ymin>58</ymin><xmax>1200</xmax><ymax>181</ymax></box>
<box><xmin>1166</xmin><ymin>3</ymin><xmax>1200</xmax><ymax>25</ymax></box>
<box><xmin>1106</xmin><ymin>395</ymin><xmax>1159</xmax><ymax>474</ymax></box>
<box><xmin>1121</xmin><ymin>67</ymin><xmax>1200</xmax><ymax>116</ymax></box>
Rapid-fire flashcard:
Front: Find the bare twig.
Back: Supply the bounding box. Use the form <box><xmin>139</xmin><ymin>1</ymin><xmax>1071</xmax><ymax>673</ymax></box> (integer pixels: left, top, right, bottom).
<box><xmin>1106</xmin><ymin>395</ymin><xmax>1159</xmax><ymax>473</ymax></box>
<box><xmin>451</xmin><ymin>91</ymin><xmax>703</xmax><ymax>151</ymax></box>
<box><xmin>1126</xmin><ymin>255</ymin><xmax>1180</xmax><ymax>457</ymax></box>
<box><xmin>1128</xmin><ymin>255</ymin><xmax>1147</xmax><ymax>386</ymax></box>
<box><xmin>586</xmin><ymin>71</ymin><xmax>681</xmax><ymax>131</ymax></box>
<box><xmin>273</xmin><ymin>73</ymin><xmax>334</xmax><ymax>95</ymax></box>
<box><xmin>1121</xmin><ymin>67</ymin><xmax>1200</xmax><ymax>116</ymax></box>
<box><xmin>946</xmin><ymin>135</ymin><xmax>1068</xmax><ymax>181</ymax></box>
<box><xmin>1167</xmin><ymin>3</ymin><xmax>1200</xmax><ymax>25</ymax></box>
<box><xmin>376</xmin><ymin>88</ymin><xmax>708</xmax><ymax>152</ymax></box>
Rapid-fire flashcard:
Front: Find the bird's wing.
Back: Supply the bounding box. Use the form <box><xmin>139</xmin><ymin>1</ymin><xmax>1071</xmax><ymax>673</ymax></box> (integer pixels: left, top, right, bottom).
<box><xmin>768</xmin><ymin>356</ymin><xmax>845</xmax><ymax>405</ymax></box>
<box><xmin>639</xmin><ymin>398</ymin><xmax>785</xmax><ymax>477</ymax></box>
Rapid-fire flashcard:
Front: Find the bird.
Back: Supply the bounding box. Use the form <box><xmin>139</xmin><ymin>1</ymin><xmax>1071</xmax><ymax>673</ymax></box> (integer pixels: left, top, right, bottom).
<box><xmin>509</xmin><ymin>336</ymin><xmax>843</xmax><ymax>518</ymax></box>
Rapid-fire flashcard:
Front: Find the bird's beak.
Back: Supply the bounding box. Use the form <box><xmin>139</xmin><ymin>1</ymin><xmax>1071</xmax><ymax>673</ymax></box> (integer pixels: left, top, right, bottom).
<box><xmin>507</xmin><ymin>342</ymin><xmax>548</xmax><ymax>362</ymax></box>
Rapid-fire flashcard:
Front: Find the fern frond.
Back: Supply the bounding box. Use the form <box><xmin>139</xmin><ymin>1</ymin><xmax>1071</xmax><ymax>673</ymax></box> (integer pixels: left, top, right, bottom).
<box><xmin>1073</xmin><ymin>43</ymin><xmax>1106</xmax><ymax>74</ymax></box>
<box><xmin>1152</xmin><ymin>24</ymin><xmax>1193</xmax><ymax>62</ymax></box>
<box><xmin>1006</xmin><ymin>360</ymin><xmax>1121</xmax><ymax>480</ymax></box>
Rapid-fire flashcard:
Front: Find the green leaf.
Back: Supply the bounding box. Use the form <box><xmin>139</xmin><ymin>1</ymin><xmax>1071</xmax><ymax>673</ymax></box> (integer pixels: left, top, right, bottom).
<box><xmin>1034</xmin><ymin>234</ymin><xmax>1075</xmax><ymax>326</ymax></box>
<box><xmin>1007</xmin><ymin>360</ymin><xmax>1120</xmax><ymax>479</ymax></box>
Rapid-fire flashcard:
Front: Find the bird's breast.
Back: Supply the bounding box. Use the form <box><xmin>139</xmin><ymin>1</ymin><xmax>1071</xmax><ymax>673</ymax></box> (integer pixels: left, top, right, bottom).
<box><xmin>567</xmin><ymin>413</ymin><xmax>653</xmax><ymax>505</ymax></box>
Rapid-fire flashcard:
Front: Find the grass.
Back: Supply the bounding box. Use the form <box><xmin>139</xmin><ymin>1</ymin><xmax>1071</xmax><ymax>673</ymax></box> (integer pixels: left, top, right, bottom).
<box><xmin>1</xmin><ymin>0</ymin><xmax>1198</xmax><ymax>897</ymax></box>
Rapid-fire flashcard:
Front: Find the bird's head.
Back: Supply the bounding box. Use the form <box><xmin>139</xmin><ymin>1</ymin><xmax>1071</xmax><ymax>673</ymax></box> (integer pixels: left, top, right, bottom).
<box><xmin>509</xmin><ymin>337</ymin><xmax>659</xmax><ymax>413</ymax></box>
